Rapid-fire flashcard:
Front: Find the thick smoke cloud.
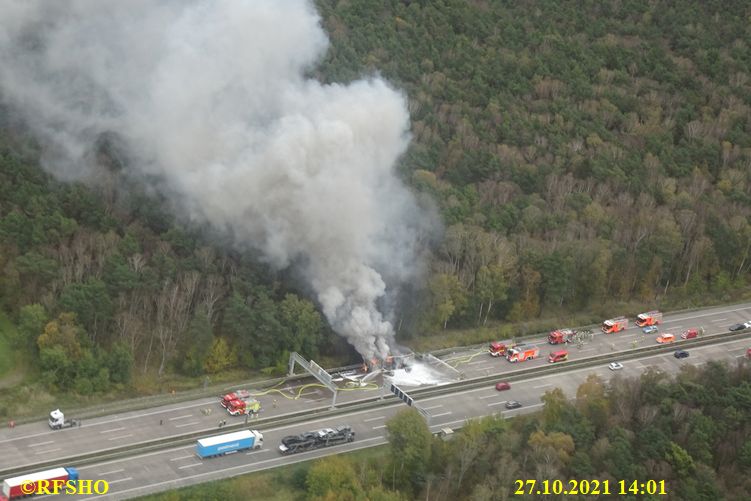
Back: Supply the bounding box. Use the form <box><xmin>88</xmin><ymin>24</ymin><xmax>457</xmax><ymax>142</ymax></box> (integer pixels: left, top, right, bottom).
<box><xmin>0</xmin><ymin>0</ymin><xmax>428</xmax><ymax>360</ymax></box>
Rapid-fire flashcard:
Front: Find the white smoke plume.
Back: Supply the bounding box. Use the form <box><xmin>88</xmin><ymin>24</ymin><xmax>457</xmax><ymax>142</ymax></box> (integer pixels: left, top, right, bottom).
<box><xmin>0</xmin><ymin>0</ymin><xmax>429</xmax><ymax>360</ymax></box>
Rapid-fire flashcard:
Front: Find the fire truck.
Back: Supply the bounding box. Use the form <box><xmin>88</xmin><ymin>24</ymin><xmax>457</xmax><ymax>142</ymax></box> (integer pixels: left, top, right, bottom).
<box><xmin>506</xmin><ymin>345</ymin><xmax>539</xmax><ymax>363</ymax></box>
<box><xmin>548</xmin><ymin>329</ymin><xmax>576</xmax><ymax>344</ymax></box>
<box><xmin>602</xmin><ymin>317</ymin><xmax>628</xmax><ymax>334</ymax></box>
<box><xmin>636</xmin><ymin>310</ymin><xmax>662</xmax><ymax>327</ymax></box>
<box><xmin>220</xmin><ymin>390</ymin><xmax>260</xmax><ymax>416</ymax></box>
<box><xmin>489</xmin><ymin>341</ymin><xmax>513</xmax><ymax>357</ymax></box>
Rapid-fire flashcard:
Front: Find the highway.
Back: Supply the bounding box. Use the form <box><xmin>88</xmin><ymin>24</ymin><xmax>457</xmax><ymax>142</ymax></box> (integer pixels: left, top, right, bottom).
<box><xmin>1</xmin><ymin>302</ymin><xmax>750</xmax><ymax>499</ymax></box>
<box><xmin>63</xmin><ymin>334</ymin><xmax>751</xmax><ymax>500</ymax></box>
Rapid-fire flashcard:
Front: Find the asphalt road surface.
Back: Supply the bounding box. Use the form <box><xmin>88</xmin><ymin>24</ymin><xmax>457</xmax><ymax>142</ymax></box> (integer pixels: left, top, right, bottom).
<box><xmin>2</xmin><ymin>302</ymin><xmax>750</xmax><ymax>498</ymax></box>
<box><xmin>56</xmin><ymin>335</ymin><xmax>751</xmax><ymax>500</ymax></box>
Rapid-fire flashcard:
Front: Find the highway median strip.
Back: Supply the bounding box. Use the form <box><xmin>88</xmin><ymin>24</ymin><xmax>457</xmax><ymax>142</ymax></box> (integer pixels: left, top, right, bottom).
<box><xmin>2</xmin><ymin>329</ymin><xmax>749</xmax><ymax>479</ymax></box>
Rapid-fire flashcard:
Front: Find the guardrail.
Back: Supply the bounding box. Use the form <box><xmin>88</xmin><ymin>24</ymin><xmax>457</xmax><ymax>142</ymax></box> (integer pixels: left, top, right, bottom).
<box><xmin>9</xmin><ymin>361</ymin><xmax>367</xmax><ymax>427</ymax></box>
<box><xmin>2</xmin><ymin>387</ymin><xmax>402</xmax><ymax>479</ymax></box>
<box><xmin>413</xmin><ymin>328</ymin><xmax>751</xmax><ymax>397</ymax></box>
<box><xmin>3</xmin><ymin>329</ymin><xmax>748</xmax><ymax>479</ymax></box>
<box><xmin>15</xmin><ymin>302</ymin><xmax>748</xmax><ymax>426</ymax></box>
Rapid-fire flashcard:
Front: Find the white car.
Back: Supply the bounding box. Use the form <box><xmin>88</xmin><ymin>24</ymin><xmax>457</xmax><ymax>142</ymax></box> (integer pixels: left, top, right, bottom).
<box><xmin>608</xmin><ymin>362</ymin><xmax>624</xmax><ymax>371</ymax></box>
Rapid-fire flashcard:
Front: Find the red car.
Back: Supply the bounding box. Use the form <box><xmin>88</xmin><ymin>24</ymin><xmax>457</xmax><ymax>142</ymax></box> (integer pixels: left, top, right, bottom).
<box><xmin>495</xmin><ymin>382</ymin><xmax>511</xmax><ymax>391</ymax></box>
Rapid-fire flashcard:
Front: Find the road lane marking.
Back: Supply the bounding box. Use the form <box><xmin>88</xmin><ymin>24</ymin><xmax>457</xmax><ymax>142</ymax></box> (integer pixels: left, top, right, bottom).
<box><xmin>372</xmin><ymin>425</ymin><xmax>387</xmax><ymax>430</ymax></box>
<box><xmin>487</xmin><ymin>401</ymin><xmax>508</xmax><ymax>407</ymax></box>
<box><xmin>475</xmin><ymin>365</ymin><xmax>496</xmax><ymax>371</ymax></box>
<box><xmin>27</xmin><ymin>440</ymin><xmax>55</xmax><ymax>447</ymax></box>
<box><xmin>178</xmin><ymin>463</ymin><xmax>203</xmax><ymax>469</ymax></box>
<box><xmin>170</xmin><ymin>455</ymin><xmax>195</xmax><ymax>462</ymax></box>
<box><xmin>106</xmin><ymin>477</ymin><xmax>133</xmax><ymax>485</ymax></box>
<box><xmin>80</xmin><ymin>437</ymin><xmax>388</xmax><ymax>500</ymax></box>
<box><xmin>98</xmin><ymin>469</ymin><xmax>124</xmax><ymax>476</ymax></box>
<box><xmin>168</xmin><ymin>414</ymin><xmax>193</xmax><ymax>421</ymax></box>
<box><xmin>712</xmin><ymin>318</ymin><xmax>727</xmax><ymax>322</ymax></box>
<box><xmin>479</xmin><ymin>394</ymin><xmax>500</xmax><ymax>399</ymax></box>
<box><xmin>34</xmin><ymin>448</ymin><xmax>61</xmax><ymax>455</ymax></box>
<box><xmin>245</xmin><ymin>449</ymin><xmax>271</xmax><ymax>456</ymax></box>
<box><xmin>108</xmin><ymin>434</ymin><xmax>133</xmax><ymax>441</ymax></box>
<box><xmin>363</xmin><ymin>416</ymin><xmax>385</xmax><ymax>422</ymax></box>
<box><xmin>432</xmin><ymin>412</ymin><xmax>452</xmax><ymax>418</ymax></box>
<box><xmin>99</xmin><ymin>427</ymin><xmax>126</xmax><ymax>434</ymax></box>
<box><xmin>13</xmin><ymin>309</ymin><xmax>750</xmax><ymax>446</ymax></box>
<box><xmin>422</xmin><ymin>405</ymin><xmax>443</xmax><ymax>410</ymax></box>
<box><xmin>174</xmin><ymin>421</ymin><xmax>201</xmax><ymax>428</ymax></box>
<box><xmin>533</xmin><ymin>384</ymin><xmax>552</xmax><ymax>389</ymax></box>
<box><xmin>59</xmin><ymin>335</ymin><xmax>751</xmax><ymax>477</ymax></box>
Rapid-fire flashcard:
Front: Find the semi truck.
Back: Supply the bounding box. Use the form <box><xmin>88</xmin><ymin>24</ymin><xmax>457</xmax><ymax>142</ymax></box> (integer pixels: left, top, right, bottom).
<box><xmin>2</xmin><ymin>467</ymin><xmax>79</xmax><ymax>500</ymax></box>
<box><xmin>48</xmin><ymin>409</ymin><xmax>79</xmax><ymax>430</ymax></box>
<box><xmin>506</xmin><ymin>345</ymin><xmax>539</xmax><ymax>363</ymax></box>
<box><xmin>636</xmin><ymin>311</ymin><xmax>663</xmax><ymax>327</ymax></box>
<box><xmin>195</xmin><ymin>430</ymin><xmax>263</xmax><ymax>459</ymax></box>
<box><xmin>220</xmin><ymin>391</ymin><xmax>261</xmax><ymax>416</ymax></box>
<box><xmin>548</xmin><ymin>329</ymin><xmax>576</xmax><ymax>344</ymax></box>
<box><xmin>602</xmin><ymin>317</ymin><xmax>628</xmax><ymax>334</ymax></box>
<box><xmin>278</xmin><ymin>425</ymin><xmax>355</xmax><ymax>455</ymax></box>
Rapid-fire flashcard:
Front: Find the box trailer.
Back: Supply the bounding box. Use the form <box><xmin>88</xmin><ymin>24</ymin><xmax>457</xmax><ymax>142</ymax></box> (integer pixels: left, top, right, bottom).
<box><xmin>2</xmin><ymin>467</ymin><xmax>78</xmax><ymax>500</ymax></box>
<box><xmin>196</xmin><ymin>429</ymin><xmax>263</xmax><ymax>459</ymax></box>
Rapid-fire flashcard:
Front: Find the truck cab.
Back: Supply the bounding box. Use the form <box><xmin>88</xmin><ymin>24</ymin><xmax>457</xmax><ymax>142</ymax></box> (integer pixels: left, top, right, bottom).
<box><xmin>48</xmin><ymin>409</ymin><xmax>65</xmax><ymax>429</ymax></box>
<box><xmin>602</xmin><ymin>317</ymin><xmax>628</xmax><ymax>333</ymax></box>
<box><xmin>226</xmin><ymin>398</ymin><xmax>260</xmax><ymax>416</ymax></box>
<box><xmin>636</xmin><ymin>310</ymin><xmax>662</xmax><ymax>327</ymax></box>
<box><xmin>489</xmin><ymin>341</ymin><xmax>509</xmax><ymax>357</ymax></box>
<box><xmin>548</xmin><ymin>350</ymin><xmax>568</xmax><ymax>363</ymax></box>
<box><xmin>548</xmin><ymin>329</ymin><xmax>574</xmax><ymax>344</ymax></box>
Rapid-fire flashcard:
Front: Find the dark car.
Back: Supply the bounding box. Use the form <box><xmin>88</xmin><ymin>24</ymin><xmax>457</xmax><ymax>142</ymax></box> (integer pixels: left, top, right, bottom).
<box><xmin>495</xmin><ymin>382</ymin><xmax>511</xmax><ymax>391</ymax></box>
<box><xmin>674</xmin><ymin>350</ymin><xmax>689</xmax><ymax>359</ymax></box>
<box><xmin>729</xmin><ymin>323</ymin><xmax>746</xmax><ymax>331</ymax></box>
<box><xmin>505</xmin><ymin>400</ymin><xmax>522</xmax><ymax>410</ymax></box>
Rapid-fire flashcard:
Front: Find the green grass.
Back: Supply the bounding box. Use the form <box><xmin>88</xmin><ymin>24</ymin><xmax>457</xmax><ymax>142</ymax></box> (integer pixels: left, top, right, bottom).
<box><xmin>135</xmin><ymin>446</ymin><xmax>391</xmax><ymax>501</ymax></box>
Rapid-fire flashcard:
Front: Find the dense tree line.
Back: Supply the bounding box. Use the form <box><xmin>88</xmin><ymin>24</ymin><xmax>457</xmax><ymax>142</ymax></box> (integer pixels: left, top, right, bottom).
<box><xmin>314</xmin><ymin>0</ymin><xmax>751</xmax><ymax>330</ymax></box>
<box><xmin>0</xmin><ymin>141</ymin><xmax>328</xmax><ymax>391</ymax></box>
<box><xmin>3</xmin><ymin>0</ymin><xmax>751</xmax><ymax>392</ymax></box>
<box><xmin>305</xmin><ymin>361</ymin><xmax>751</xmax><ymax>500</ymax></box>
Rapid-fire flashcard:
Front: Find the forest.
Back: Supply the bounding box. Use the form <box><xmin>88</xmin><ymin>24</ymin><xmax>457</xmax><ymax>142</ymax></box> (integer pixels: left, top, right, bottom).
<box><xmin>141</xmin><ymin>361</ymin><xmax>751</xmax><ymax>501</ymax></box>
<box><xmin>1</xmin><ymin>0</ymin><xmax>751</xmax><ymax>402</ymax></box>
<box><xmin>312</xmin><ymin>0</ymin><xmax>751</xmax><ymax>329</ymax></box>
